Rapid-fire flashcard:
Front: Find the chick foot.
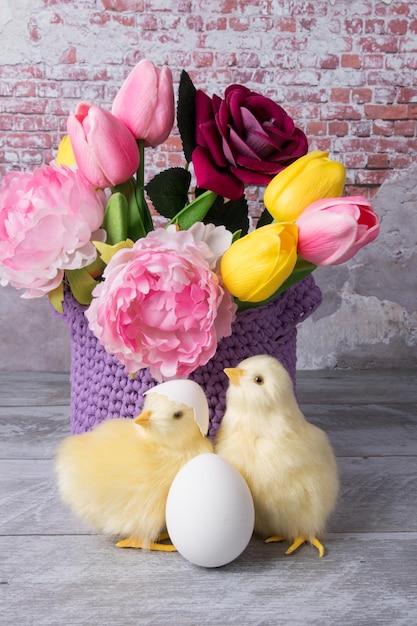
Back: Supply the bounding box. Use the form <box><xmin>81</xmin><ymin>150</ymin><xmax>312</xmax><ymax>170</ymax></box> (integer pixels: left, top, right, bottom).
<box><xmin>285</xmin><ymin>536</ymin><xmax>325</xmax><ymax>558</ymax></box>
<box><xmin>264</xmin><ymin>535</ymin><xmax>285</xmax><ymax>544</ymax></box>
<box><xmin>116</xmin><ymin>534</ymin><xmax>177</xmax><ymax>552</ymax></box>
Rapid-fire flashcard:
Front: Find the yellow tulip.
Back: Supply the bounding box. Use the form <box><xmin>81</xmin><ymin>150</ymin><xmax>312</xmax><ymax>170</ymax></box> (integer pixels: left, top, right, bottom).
<box><xmin>55</xmin><ymin>135</ymin><xmax>77</xmax><ymax>167</ymax></box>
<box><xmin>263</xmin><ymin>150</ymin><xmax>346</xmax><ymax>222</ymax></box>
<box><xmin>220</xmin><ymin>223</ymin><xmax>298</xmax><ymax>303</ymax></box>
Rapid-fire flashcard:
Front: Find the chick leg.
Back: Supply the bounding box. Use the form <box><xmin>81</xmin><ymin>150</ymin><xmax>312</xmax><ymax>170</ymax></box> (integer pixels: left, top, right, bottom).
<box><xmin>264</xmin><ymin>535</ymin><xmax>285</xmax><ymax>544</ymax></box>
<box><xmin>116</xmin><ymin>535</ymin><xmax>177</xmax><ymax>552</ymax></box>
<box><xmin>285</xmin><ymin>536</ymin><xmax>325</xmax><ymax>558</ymax></box>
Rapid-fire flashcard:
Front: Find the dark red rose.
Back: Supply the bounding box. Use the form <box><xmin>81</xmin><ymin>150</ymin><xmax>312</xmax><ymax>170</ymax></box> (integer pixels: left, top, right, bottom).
<box><xmin>192</xmin><ymin>84</ymin><xmax>308</xmax><ymax>200</ymax></box>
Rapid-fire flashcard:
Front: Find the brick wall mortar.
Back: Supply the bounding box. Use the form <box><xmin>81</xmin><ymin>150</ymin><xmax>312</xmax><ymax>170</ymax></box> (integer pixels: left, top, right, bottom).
<box><xmin>1</xmin><ymin>0</ymin><xmax>416</xmax><ymax>205</ymax></box>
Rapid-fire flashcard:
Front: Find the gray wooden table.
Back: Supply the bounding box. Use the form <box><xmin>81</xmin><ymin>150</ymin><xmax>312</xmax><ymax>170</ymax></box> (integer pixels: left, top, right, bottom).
<box><xmin>1</xmin><ymin>370</ymin><xmax>416</xmax><ymax>626</ymax></box>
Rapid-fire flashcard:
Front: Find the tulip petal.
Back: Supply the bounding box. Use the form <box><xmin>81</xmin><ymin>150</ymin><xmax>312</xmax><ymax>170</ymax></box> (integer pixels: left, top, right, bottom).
<box><xmin>220</xmin><ymin>223</ymin><xmax>298</xmax><ymax>302</ymax></box>
<box><xmin>67</xmin><ymin>109</ymin><xmax>110</xmax><ymax>189</ymax></box>
<box><xmin>112</xmin><ymin>60</ymin><xmax>158</xmax><ymax>136</ymax></box>
<box><xmin>297</xmin><ymin>210</ymin><xmax>358</xmax><ymax>265</ymax></box>
<box><xmin>87</xmin><ymin>107</ymin><xmax>139</xmax><ymax>186</ymax></box>
<box><xmin>264</xmin><ymin>151</ymin><xmax>347</xmax><ymax>222</ymax></box>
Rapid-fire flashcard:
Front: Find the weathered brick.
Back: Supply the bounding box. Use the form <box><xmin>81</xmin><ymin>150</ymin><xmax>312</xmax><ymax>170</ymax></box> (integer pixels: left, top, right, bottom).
<box><xmin>387</xmin><ymin>19</ymin><xmax>408</xmax><ymax>36</ymax></box>
<box><xmin>389</xmin><ymin>154</ymin><xmax>413</xmax><ymax>169</ymax></box>
<box><xmin>0</xmin><ymin>115</ymin><xmax>14</xmax><ymax>131</ymax></box>
<box><xmin>359</xmin><ymin>35</ymin><xmax>399</xmax><ymax>53</ymax></box>
<box><xmin>101</xmin><ymin>0</ymin><xmax>144</xmax><ymax>9</ymax></box>
<box><xmin>328</xmin><ymin>120</ymin><xmax>349</xmax><ymax>137</ymax></box>
<box><xmin>364</xmin><ymin>19</ymin><xmax>385</xmax><ymax>35</ymax></box>
<box><xmin>343</xmin><ymin>153</ymin><xmax>367</xmax><ymax>169</ymax></box>
<box><xmin>330</xmin><ymin>88</ymin><xmax>350</xmax><ymax>103</ymax></box>
<box><xmin>229</xmin><ymin>17</ymin><xmax>250</xmax><ymax>31</ymax></box>
<box><xmin>362</xmin><ymin>54</ymin><xmax>384</xmax><ymax>69</ymax></box>
<box><xmin>351</xmin><ymin>121</ymin><xmax>373</xmax><ymax>137</ymax></box>
<box><xmin>345</xmin><ymin>18</ymin><xmax>364</xmax><ymax>35</ymax></box>
<box><xmin>341</xmin><ymin>54</ymin><xmax>362</xmax><ymax>69</ymax></box>
<box><xmin>305</xmin><ymin>121</ymin><xmax>327</xmax><ymax>136</ymax></box>
<box><xmin>319</xmin><ymin>54</ymin><xmax>339</xmax><ymax>70</ymax></box>
<box><xmin>321</xmin><ymin>105</ymin><xmax>362</xmax><ymax>121</ymax></box>
<box><xmin>397</xmin><ymin>87</ymin><xmax>417</xmax><ymax>103</ymax></box>
<box><xmin>0</xmin><ymin>0</ymin><xmax>416</xmax><ymax>200</ymax></box>
<box><xmin>367</xmin><ymin>153</ymin><xmax>389</xmax><ymax>169</ymax></box>
<box><xmin>408</xmin><ymin>104</ymin><xmax>417</xmax><ymax>119</ymax></box>
<box><xmin>352</xmin><ymin>88</ymin><xmax>373</xmax><ymax>104</ymax></box>
<box><xmin>364</xmin><ymin>104</ymin><xmax>408</xmax><ymax>120</ymax></box>
<box><xmin>394</xmin><ymin>120</ymin><xmax>416</xmax><ymax>136</ymax></box>
<box><xmin>372</xmin><ymin>120</ymin><xmax>394</xmax><ymax>136</ymax></box>
<box><xmin>276</xmin><ymin>17</ymin><xmax>296</xmax><ymax>32</ymax></box>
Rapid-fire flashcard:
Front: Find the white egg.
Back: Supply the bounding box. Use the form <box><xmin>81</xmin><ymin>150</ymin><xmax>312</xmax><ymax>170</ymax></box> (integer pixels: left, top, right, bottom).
<box><xmin>166</xmin><ymin>453</ymin><xmax>255</xmax><ymax>568</ymax></box>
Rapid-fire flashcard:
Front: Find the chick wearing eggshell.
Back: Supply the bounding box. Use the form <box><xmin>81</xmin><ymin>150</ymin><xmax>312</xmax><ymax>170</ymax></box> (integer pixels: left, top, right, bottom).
<box><xmin>56</xmin><ymin>378</ymin><xmax>255</xmax><ymax>566</ymax></box>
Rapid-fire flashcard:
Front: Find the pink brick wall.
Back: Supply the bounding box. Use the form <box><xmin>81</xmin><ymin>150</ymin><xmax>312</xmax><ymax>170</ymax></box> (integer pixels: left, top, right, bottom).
<box><xmin>1</xmin><ymin>0</ymin><xmax>416</xmax><ymax>205</ymax></box>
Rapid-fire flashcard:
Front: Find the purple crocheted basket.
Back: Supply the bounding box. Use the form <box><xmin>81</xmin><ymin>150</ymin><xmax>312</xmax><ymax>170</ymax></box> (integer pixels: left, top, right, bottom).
<box><xmin>61</xmin><ymin>275</ymin><xmax>321</xmax><ymax>438</ymax></box>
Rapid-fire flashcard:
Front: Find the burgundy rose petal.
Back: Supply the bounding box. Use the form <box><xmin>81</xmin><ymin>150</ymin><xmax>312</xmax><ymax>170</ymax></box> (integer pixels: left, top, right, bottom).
<box><xmin>193</xmin><ymin>146</ymin><xmax>244</xmax><ymax>200</ymax></box>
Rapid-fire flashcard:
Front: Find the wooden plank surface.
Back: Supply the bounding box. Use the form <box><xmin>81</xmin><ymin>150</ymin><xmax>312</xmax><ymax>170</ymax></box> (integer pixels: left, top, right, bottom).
<box><xmin>0</xmin><ymin>369</ymin><xmax>416</xmax><ymax>626</ymax></box>
<box><xmin>1</xmin><ymin>534</ymin><xmax>416</xmax><ymax>626</ymax></box>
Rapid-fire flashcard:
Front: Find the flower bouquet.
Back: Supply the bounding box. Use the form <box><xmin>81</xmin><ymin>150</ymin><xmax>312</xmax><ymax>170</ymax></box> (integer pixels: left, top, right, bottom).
<box><xmin>0</xmin><ymin>60</ymin><xmax>379</xmax><ymax>436</ymax></box>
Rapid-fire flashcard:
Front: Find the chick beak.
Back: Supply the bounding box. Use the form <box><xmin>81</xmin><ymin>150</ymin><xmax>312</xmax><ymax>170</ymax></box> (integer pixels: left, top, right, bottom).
<box><xmin>134</xmin><ymin>410</ymin><xmax>152</xmax><ymax>427</ymax></box>
<box><xmin>224</xmin><ymin>367</ymin><xmax>245</xmax><ymax>386</ymax></box>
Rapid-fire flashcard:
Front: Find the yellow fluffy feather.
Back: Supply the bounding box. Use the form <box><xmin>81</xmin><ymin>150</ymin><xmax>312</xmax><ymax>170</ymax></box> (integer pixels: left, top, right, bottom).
<box><xmin>56</xmin><ymin>392</ymin><xmax>213</xmax><ymax>550</ymax></box>
<box><xmin>214</xmin><ymin>354</ymin><xmax>339</xmax><ymax>557</ymax></box>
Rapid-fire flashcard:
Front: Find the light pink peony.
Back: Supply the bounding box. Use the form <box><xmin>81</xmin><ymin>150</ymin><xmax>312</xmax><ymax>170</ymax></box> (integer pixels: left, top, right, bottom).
<box><xmin>0</xmin><ymin>164</ymin><xmax>106</xmax><ymax>297</ymax></box>
<box><xmin>85</xmin><ymin>226</ymin><xmax>237</xmax><ymax>381</ymax></box>
<box><xmin>296</xmin><ymin>196</ymin><xmax>380</xmax><ymax>266</ymax></box>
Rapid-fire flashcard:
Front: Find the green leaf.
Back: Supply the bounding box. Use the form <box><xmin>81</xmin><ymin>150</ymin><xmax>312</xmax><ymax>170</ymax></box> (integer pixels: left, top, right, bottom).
<box><xmin>235</xmin><ymin>257</ymin><xmax>317</xmax><ymax>311</ymax></box>
<box><xmin>48</xmin><ymin>281</ymin><xmax>64</xmax><ymax>314</ymax></box>
<box><xmin>256</xmin><ymin>207</ymin><xmax>274</xmax><ymax>228</ymax></box>
<box><xmin>135</xmin><ymin>139</ymin><xmax>154</xmax><ymax>235</ymax></box>
<box><xmin>203</xmin><ymin>193</ymin><xmax>250</xmax><ymax>236</ymax></box>
<box><xmin>116</xmin><ymin>178</ymin><xmax>147</xmax><ymax>241</ymax></box>
<box><xmin>145</xmin><ymin>168</ymin><xmax>192</xmax><ymax>218</ymax></box>
<box><xmin>103</xmin><ymin>192</ymin><xmax>129</xmax><ymax>245</ymax></box>
<box><xmin>177</xmin><ymin>70</ymin><xmax>197</xmax><ymax>163</ymax></box>
<box><xmin>169</xmin><ymin>189</ymin><xmax>218</xmax><ymax>230</ymax></box>
<box><xmin>65</xmin><ymin>268</ymin><xmax>99</xmax><ymax>306</ymax></box>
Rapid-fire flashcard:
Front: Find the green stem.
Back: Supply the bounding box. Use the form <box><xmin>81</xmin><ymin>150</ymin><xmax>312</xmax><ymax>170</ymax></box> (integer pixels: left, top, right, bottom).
<box><xmin>135</xmin><ymin>139</ymin><xmax>153</xmax><ymax>233</ymax></box>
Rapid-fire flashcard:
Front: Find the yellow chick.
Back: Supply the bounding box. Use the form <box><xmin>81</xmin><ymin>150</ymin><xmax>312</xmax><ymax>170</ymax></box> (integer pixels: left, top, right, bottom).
<box><xmin>56</xmin><ymin>381</ymin><xmax>213</xmax><ymax>551</ymax></box>
<box><xmin>214</xmin><ymin>354</ymin><xmax>339</xmax><ymax>557</ymax></box>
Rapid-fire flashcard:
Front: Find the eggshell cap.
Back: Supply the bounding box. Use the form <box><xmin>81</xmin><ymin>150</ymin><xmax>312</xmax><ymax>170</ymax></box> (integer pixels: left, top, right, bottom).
<box><xmin>144</xmin><ymin>380</ymin><xmax>209</xmax><ymax>436</ymax></box>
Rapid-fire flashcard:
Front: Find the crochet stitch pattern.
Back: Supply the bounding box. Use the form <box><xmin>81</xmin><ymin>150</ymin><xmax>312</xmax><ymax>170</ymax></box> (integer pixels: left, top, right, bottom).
<box><xmin>62</xmin><ymin>275</ymin><xmax>322</xmax><ymax>438</ymax></box>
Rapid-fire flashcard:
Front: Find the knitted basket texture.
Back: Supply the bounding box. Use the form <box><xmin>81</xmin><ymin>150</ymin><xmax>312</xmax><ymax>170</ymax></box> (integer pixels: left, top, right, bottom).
<box><xmin>62</xmin><ymin>275</ymin><xmax>322</xmax><ymax>438</ymax></box>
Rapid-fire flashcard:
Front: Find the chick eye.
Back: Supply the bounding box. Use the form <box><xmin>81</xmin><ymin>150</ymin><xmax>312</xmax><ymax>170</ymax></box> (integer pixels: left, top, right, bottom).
<box><xmin>173</xmin><ymin>411</ymin><xmax>184</xmax><ymax>419</ymax></box>
<box><xmin>254</xmin><ymin>375</ymin><xmax>264</xmax><ymax>385</ymax></box>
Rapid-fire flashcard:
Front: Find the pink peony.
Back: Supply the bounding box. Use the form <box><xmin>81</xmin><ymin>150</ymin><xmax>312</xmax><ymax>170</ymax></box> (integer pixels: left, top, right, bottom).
<box><xmin>85</xmin><ymin>226</ymin><xmax>237</xmax><ymax>381</ymax></box>
<box><xmin>0</xmin><ymin>164</ymin><xmax>106</xmax><ymax>297</ymax></box>
<box><xmin>296</xmin><ymin>196</ymin><xmax>380</xmax><ymax>266</ymax></box>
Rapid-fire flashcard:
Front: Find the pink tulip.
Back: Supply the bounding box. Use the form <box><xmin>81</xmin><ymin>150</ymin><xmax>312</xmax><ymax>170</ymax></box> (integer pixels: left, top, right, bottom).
<box><xmin>111</xmin><ymin>59</ymin><xmax>175</xmax><ymax>147</ymax></box>
<box><xmin>67</xmin><ymin>102</ymin><xmax>140</xmax><ymax>188</ymax></box>
<box><xmin>296</xmin><ymin>196</ymin><xmax>380</xmax><ymax>265</ymax></box>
